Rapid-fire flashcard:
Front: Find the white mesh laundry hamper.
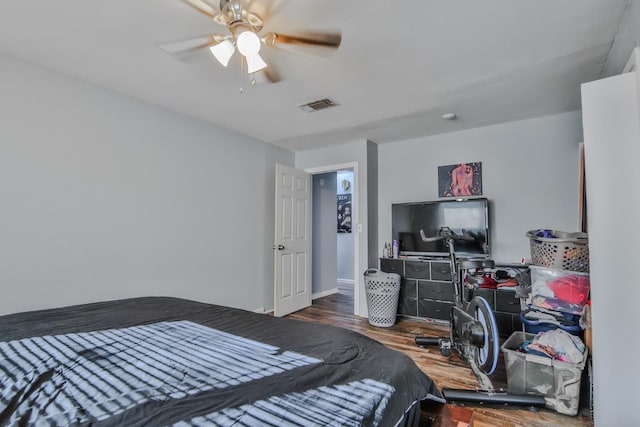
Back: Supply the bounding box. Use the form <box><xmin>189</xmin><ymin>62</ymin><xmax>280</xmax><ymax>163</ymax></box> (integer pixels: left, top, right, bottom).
<box><xmin>363</xmin><ymin>269</ymin><xmax>401</xmax><ymax>327</ymax></box>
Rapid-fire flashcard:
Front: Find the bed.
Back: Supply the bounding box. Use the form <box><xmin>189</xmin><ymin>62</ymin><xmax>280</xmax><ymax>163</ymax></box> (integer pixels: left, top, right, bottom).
<box><xmin>0</xmin><ymin>297</ymin><xmax>444</xmax><ymax>426</ymax></box>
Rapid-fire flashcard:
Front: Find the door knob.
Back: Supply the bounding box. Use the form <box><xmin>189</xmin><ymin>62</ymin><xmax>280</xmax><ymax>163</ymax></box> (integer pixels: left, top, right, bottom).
<box><xmin>273</xmin><ymin>244</ymin><xmax>285</xmax><ymax>250</ymax></box>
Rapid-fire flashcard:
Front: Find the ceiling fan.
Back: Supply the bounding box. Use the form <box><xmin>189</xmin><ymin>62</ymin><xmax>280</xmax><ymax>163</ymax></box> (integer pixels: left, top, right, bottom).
<box><xmin>158</xmin><ymin>0</ymin><xmax>342</xmax><ymax>85</ymax></box>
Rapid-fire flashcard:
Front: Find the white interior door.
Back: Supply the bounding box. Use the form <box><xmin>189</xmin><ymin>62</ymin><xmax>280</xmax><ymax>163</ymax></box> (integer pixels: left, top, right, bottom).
<box><xmin>274</xmin><ymin>164</ymin><xmax>312</xmax><ymax>317</ymax></box>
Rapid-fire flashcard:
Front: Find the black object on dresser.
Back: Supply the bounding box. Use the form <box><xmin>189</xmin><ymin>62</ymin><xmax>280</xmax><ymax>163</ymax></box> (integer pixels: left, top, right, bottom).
<box><xmin>380</xmin><ymin>257</ymin><xmax>523</xmax><ymax>337</ymax></box>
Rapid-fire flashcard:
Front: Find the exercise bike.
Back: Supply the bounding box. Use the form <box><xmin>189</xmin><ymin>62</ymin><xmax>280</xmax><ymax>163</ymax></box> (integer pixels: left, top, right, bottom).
<box><xmin>414</xmin><ymin>227</ymin><xmax>545</xmax><ymax>408</ymax></box>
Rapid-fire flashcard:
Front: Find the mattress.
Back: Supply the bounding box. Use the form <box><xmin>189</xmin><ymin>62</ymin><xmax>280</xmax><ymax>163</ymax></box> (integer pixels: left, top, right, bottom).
<box><xmin>0</xmin><ymin>297</ymin><xmax>443</xmax><ymax>426</ymax></box>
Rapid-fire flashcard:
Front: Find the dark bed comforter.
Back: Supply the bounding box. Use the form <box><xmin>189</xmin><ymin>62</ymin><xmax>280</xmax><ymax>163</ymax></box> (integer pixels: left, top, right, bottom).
<box><xmin>0</xmin><ymin>297</ymin><xmax>443</xmax><ymax>426</ymax></box>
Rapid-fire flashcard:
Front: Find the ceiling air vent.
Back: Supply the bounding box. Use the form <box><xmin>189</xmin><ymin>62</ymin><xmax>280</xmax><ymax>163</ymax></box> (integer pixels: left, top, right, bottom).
<box><xmin>298</xmin><ymin>98</ymin><xmax>340</xmax><ymax>113</ymax></box>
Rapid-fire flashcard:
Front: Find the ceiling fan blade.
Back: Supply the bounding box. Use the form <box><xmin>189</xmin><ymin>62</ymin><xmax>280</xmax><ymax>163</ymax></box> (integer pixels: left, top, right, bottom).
<box><xmin>180</xmin><ymin>0</ymin><xmax>221</xmax><ymax>20</ymax></box>
<box><xmin>262</xmin><ymin>31</ymin><xmax>342</xmax><ymax>57</ymax></box>
<box><xmin>263</xmin><ymin>31</ymin><xmax>341</xmax><ymax>49</ymax></box>
<box><xmin>257</xmin><ymin>66</ymin><xmax>281</xmax><ymax>84</ymax></box>
<box><xmin>156</xmin><ymin>34</ymin><xmax>227</xmax><ymax>56</ymax></box>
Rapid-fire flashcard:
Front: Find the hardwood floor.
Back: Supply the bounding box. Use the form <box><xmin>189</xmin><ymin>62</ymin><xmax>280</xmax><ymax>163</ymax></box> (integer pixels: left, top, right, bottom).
<box><xmin>287</xmin><ymin>285</ymin><xmax>594</xmax><ymax>427</ymax></box>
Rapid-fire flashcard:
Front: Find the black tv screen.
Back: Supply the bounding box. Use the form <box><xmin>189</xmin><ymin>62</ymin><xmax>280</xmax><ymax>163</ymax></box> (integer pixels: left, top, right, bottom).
<box><xmin>391</xmin><ymin>198</ymin><xmax>490</xmax><ymax>258</ymax></box>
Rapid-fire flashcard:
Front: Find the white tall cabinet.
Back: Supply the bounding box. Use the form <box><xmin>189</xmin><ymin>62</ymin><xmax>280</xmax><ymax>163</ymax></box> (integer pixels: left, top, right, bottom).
<box><xmin>581</xmin><ymin>48</ymin><xmax>640</xmax><ymax>425</ymax></box>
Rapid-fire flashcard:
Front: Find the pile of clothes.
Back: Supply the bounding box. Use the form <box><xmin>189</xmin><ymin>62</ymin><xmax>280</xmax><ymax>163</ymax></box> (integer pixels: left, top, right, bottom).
<box><xmin>463</xmin><ymin>267</ymin><xmax>525</xmax><ymax>290</ymax></box>
<box><xmin>531</xmin><ymin>272</ymin><xmax>590</xmax><ymax>314</ymax></box>
<box><xmin>517</xmin><ymin>329</ymin><xmax>586</xmax><ymax>364</ymax></box>
<box><xmin>520</xmin><ymin>306</ymin><xmax>581</xmax><ymax>331</ymax></box>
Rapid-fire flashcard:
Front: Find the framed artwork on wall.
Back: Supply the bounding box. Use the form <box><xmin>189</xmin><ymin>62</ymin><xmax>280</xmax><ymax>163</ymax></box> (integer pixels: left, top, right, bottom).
<box><xmin>438</xmin><ymin>162</ymin><xmax>483</xmax><ymax>197</ymax></box>
<box><xmin>337</xmin><ymin>194</ymin><xmax>352</xmax><ymax>233</ymax></box>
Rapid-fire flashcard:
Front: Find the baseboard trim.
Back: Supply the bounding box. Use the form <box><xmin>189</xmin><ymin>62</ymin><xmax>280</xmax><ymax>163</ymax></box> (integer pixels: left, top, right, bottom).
<box><xmin>257</xmin><ymin>288</ymin><xmax>341</xmax><ymax>311</ymax></box>
<box><xmin>312</xmin><ymin>288</ymin><xmax>339</xmax><ymax>300</ymax></box>
<box><xmin>337</xmin><ymin>278</ymin><xmax>354</xmax><ymax>285</ymax></box>
<box><xmin>252</xmin><ymin>307</ymin><xmax>275</xmax><ymax>315</ymax></box>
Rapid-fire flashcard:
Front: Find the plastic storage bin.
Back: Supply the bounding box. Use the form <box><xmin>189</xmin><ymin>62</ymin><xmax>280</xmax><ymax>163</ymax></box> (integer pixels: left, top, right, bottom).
<box><xmin>363</xmin><ymin>269</ymin><xmax>401</xmax><ymax>327</ymax></box>
<box><xmin>530</xmin><ymin>265</ymin><xmax>590</xmax><ymax>315</ymax></box>
<box><xmin>526</xmin><ymin>229</ymin><xmax>589</xmax><ymax>272</ymax></box>
<box><xmin>501</xmin><ymin>331</ymin><xmax>587</xmax><ymax>416</ymax></box>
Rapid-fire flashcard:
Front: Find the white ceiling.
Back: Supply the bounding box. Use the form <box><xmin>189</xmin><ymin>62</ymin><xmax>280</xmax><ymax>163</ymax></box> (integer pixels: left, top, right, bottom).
<box><xmin>0</xmin><ymin>0</ymin><xmax>630</xmax><ymax>151</ymax></box>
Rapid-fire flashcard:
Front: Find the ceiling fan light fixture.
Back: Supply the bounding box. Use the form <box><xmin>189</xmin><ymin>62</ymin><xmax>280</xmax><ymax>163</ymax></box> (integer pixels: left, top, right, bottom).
<box><xmin>164</xmin><ymin>0</ymin><xmax>342</xmax><ymax>87</ymax></box>
<box><xmin>237</xmin><ymin>30</ymin><xmax>262</xmax><ymax>57</ymax></box>
<box><xmin>246</xmin><ymin>53</ymin><xmax>268</xmax><ymax>74</ymax></box>
<box><xmin>209</xmin><ymin>39</ymin><xmax>235</xmax><ymax>67</ymax></box>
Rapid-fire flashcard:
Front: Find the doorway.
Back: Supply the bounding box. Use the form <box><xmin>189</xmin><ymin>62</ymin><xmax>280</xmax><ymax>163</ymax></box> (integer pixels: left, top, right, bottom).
<box><xmin>307</xmin><ymin>163</ymin><xmax>359</xmax><ymax>316</ymax></box>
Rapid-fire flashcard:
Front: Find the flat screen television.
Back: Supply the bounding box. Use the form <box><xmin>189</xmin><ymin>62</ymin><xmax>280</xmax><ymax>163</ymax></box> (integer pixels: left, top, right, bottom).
<box><xmin>391</xmin><ymin>198</ymin><xmax>490</xmax><ymax>258</ymax></box>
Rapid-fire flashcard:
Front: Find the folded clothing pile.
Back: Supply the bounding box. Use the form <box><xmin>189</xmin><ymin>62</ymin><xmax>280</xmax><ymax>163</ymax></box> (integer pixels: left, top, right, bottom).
<box><xmin>517</xmin><ymin>329</ymin><xmax>586</xmax><ymax>364</ymax></box>
<box><xmin>520</xmin><ymin>306</ymin><xmax>582</xmax><ymax>335</ymax></box>
<box><xmin>530</xmin><ymin>265</ymin><xmax>590</xmax><ymax>315</ymax></box>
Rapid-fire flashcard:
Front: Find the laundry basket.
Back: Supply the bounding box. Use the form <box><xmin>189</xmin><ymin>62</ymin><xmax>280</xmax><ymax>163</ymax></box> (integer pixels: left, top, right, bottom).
<box><xmin>363</xmin><ymin>269</ymin><xmax>401</xmax><ymax>327</ymax></box>
<box><xmin>526</xmin><ymin>230</ymin><xmax>589</xmax><ymax>272</ymax></box>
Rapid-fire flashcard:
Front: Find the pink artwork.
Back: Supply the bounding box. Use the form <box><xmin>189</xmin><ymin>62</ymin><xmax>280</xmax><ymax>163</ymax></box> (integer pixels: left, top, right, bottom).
<box><xmin>438</xmin><ymin>162</ymin><xmax>483</xmax><ymax>197</ymax></box>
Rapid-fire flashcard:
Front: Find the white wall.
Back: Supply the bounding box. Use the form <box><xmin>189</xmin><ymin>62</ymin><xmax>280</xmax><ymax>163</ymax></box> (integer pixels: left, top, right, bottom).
<box><xmin>336</xmin><ymin>170</ymin><xmax>354</xmax><ymax>281</ymax></box>
<box><xmin>367</xmin><ymin>142</ymin><xmax>379</xmax><ymax>268</ymax></box>
<box><xmin>296</xmin><ymin>141</ymin><xmax>369</xmax><ymax>316</ymax></box>
<box><xmin>312</xmin><ymin>172</ymin><xmax>338</xmax><ymax>295</ymax></box>
<box><xmin>0</xmin><ymin>53</ymin><xmax>294</xmax><ymax>316</ymax></box>
<box><xmin>378</xmin><ymin>111</ymin><xmax>584</xmax><ymax>264</ymax></box>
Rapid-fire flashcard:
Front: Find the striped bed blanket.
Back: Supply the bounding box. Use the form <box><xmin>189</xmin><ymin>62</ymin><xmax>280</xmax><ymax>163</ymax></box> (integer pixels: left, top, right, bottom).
<box><xmin>0</xmin><ymin>297</ymin><xmax>443</xmax><ymax>426</ymax></box>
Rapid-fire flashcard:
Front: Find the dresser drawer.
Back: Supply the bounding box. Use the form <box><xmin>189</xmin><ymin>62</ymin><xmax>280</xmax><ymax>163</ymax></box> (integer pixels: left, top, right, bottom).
<box><xmin>418</xmin><ymin>299</ymin><xmax>453</xmax><ymax>321</ymax></box>
<box><xmin>430</xmin><ymin>262</ymin><xmax>452</xmax><ymax>281</ymax></box>
<box><xmin>380</xmin><ymin>258</ymin><xmax>404</xmax><ymax>275</ymax></box>
<box><xmin>399</xmin><ymin>279</ymin><xmax>417</xmax><ymax>298</ymax></box>
<box><xmin>398</xmin><ymin>296</ymin><xmax>418</xmax><ymax>317</ymax></box>
<box><xmin>417</xmin><ymin>280</ymin><xmax>454</xmax><ymax>302</ymax></box>
<box><xmin>405</xmin><ymin>261</ymin><xmax>430</xmax><ymax>279</ymax></box>
<box><xmin>494</xmin><ymin>312</ymin><xmax>523</xmax><ymax>338</ymax></box>
<box><xmin>464</xmin><ymin>287</ymin><xmax>496</xmax><ymax>310</ymax></box>
<box><xmin>495</xmin><ymin>290</ymin><xmax>521</xmax><ymax>313</ymax></box>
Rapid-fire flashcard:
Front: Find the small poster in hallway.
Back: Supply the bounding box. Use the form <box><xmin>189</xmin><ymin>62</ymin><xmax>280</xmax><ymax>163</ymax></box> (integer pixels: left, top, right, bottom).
<box><xmin>337</xmin><ymin>194</ymin><xmax>352</xmax><ymax>233</ymax></box>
